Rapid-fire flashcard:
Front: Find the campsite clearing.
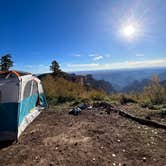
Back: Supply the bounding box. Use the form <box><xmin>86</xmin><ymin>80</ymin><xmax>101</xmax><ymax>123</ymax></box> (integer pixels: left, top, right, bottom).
<box><xmin>0</xmin><ymin>103</ymin><xmax>166</xmax><ymax>166</ymax></box>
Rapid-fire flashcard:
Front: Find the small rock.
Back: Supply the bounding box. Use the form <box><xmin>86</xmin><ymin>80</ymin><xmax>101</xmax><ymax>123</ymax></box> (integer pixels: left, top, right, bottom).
<box><xmin>100</xmin><ymin>146</ymin><xmax>104</xmax><ymax>149</ymax></box>
<box><xmin>88</xmin><ymin>106</ymin><xmax>93</xmax><ymax>109</ymax></box>
<box><xmin>117</xmin><ymin>139</ymin><xmax>121</xmax><ymax>142</ymax></box>
<box><xmin>142</xmin><ymin>157</ymin><xmax>146</xmax><ymax>162</ymax></box>
<box><xmin>122</xmin><ymin>149</ymin><xmax>126</xmax><ymax>152</ymax></box>
<box><xmin>35</xmin><ymin>156</ymin><xmax>39</xmax><ymax>160</ymax></box>
<box><xmin>92</xmin><ymin>158</ymin><xmax>95</xmax><ymax>161</ymax></box>
<box><xmin>49</xmin><ymin>162</ymin><xmax>54</xmax><ymax>166</ymax></box>
<box><xmin>74</xmin><ymin>142</ymin><xmax>78</xmax><ymax>146</ymax></box>
<box><xmin>113</xmin><ymin>163</ymin><xmax>116</xmax><ymax>166</ymax></box>
<box><xmin>112</xmin><ymin>154</ymin><xmax>116</xmax><ymax>157</ymax></box>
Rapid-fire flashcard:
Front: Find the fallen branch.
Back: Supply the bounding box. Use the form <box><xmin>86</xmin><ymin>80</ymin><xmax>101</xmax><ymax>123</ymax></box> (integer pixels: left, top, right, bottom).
<box><xmin>93</xmin><ymin>102</ymin><xmax>166</xmax><ymax>129</ymax></box>
<box><xmin>118</xmin><ymin>109</ymin><xmax>166</xmax><ymax>129</ymax></box>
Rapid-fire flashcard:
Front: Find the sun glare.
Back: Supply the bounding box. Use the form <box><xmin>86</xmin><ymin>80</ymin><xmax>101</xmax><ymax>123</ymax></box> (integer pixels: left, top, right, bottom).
<box><xmin>123</xmin><ymin>24</ymin><xmax>136</xmax><ymax>38</ymax></box>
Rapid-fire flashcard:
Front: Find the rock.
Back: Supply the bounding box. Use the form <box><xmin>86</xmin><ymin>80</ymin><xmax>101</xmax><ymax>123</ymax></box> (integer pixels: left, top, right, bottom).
<box><xmin>74</xmin><ymin>143</ymin><xmax>78</xmax><ymax>146</ymax></box>
<box><xmin>112</xmin><ymin>154</ymin><xmax>116</xmax><ymax>157</ymax></box>
<box><xmin>142</xmin><ymin>157</ymin><xmax>146</xmax><ymax>162</ymax></box>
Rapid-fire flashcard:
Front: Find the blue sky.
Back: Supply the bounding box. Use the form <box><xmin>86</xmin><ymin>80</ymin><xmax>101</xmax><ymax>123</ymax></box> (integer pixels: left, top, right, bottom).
<box><xmin>0</xmin><ymin>0</ymin><xmax>166</xmax><ymax>73</ymax></box>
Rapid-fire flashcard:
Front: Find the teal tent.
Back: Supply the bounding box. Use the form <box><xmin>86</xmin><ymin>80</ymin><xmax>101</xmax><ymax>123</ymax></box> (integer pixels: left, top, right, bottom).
<box><xmin>0</xmin><ymin>70</ymin><xmax>47</xmax><ymax>141</ymax></box>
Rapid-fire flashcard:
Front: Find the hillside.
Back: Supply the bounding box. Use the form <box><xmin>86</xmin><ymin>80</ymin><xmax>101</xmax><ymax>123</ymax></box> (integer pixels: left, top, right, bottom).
<box><xmin>39</xmin><ymin>73</ymin><xmax>115</xmax><ymax>96</ymax></box>
<box><xmin>122</xmin><ymin>79</ymin><xmax>152</xmax><ymax>93</ymax></box>
<box><xmin>0</xmin><ymin>103</ymin><xmax>165</xmax><ymax>166</ymax></box>
<box><xmin>37</xmin><ymin>74</ymin><xmax>108</xmax><ymax>106</ymax></box>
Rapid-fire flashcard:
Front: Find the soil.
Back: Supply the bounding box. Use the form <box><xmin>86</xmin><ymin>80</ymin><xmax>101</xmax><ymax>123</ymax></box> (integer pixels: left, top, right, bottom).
<box><xmin>0</xmin><ymin>103</ymin><xmax>166</xmax><ymax>166</ymax></box>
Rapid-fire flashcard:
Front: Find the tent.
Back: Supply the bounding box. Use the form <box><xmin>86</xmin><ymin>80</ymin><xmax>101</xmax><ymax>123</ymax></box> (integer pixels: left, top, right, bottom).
<box><xmin>0</xmin><ymin>70</ymin><xmax>47</xmax><ymax>141</ymax></box>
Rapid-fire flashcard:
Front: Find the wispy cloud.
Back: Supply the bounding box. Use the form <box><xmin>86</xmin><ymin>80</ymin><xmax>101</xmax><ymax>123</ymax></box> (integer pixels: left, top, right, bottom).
<box><xmin>66</xmin><ymin>58</ymin><xmax>166</xmax><ymax>71</ymax></box>
<box><xmin>88</xmin><ymin>54</ymin><xmax>104</xmax><ymax>61</ymax></box>
<box><xmin>88</xmin><ymin>54</ymin><xmax>96</xmax><ymax>57</ymax></box>
<box><xmin>73</xmin><ymin>54</ymin><xmax>81</xmax><ymax>57</ymax></box>
<box><xmin>67</xmin><ymin>63</ymin><xmax>99</xmax><ymax>68</ymax></box>
<box><xmin>88</xmin><ymin>53</ymin><xmax>110</xmax><ymax>60</ymax></box>
<box><xmin>136</xmin><ymin>53</ymin><xmax>144</xmax><ymax>57</ymax></box>
<box><xmin>93</xmin><ymin>55</ymin><xmax>103</xmax><ymax>61</ymax></box>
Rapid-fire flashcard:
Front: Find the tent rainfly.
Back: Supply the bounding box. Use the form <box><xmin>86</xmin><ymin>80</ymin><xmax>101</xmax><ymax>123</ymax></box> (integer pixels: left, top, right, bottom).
<box><xmin>0</xmin><ymin>70</ymin><xmax>47</xmax><ymax>141</ymax></box>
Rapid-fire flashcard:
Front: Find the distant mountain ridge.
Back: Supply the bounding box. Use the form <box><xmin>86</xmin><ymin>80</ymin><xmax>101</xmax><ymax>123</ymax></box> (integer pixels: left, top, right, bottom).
<box><xmin>39</xmin><ymin>67</ymin><xmax>166</xmax><ymax>94</ymax></box>
<box><xmin>122</xmin><ymin>79</ymin><xmax>152</xmax><ymax>93</ymax></box>
<box><xmin>75</xmin><ymin>67</ymin><xmax>166</xmax><ymax>92</ymax></box>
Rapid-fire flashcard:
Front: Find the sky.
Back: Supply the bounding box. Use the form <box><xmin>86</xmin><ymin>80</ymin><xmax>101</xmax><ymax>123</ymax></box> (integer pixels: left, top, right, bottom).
<box><xmin>0</xmin><ymin>0</ymin><xmax>166</xmax><ymax>73</ymax></box>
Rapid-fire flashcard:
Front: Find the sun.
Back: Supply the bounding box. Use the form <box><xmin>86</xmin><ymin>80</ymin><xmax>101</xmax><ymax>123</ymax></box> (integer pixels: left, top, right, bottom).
<box><xmin>123</xmin><ymin>24</ymin><xmax>135</xmax><ymax>37</ymax></box>
<box><xmin>116</xmin><ymin>15</ymin><xmax>145</xmax><ymax>42</ymax></box>
<box><xmin>122</xmin><ymin>24</ymin><xmax>136</xmax><ymax>39</ymax></box>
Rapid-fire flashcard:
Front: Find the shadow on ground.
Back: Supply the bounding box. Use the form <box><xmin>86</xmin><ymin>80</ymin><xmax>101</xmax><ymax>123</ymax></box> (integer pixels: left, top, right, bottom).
<box><xmin>0</xmin><ymin>141</ymin><xmax>14</xmax><ymax>149</ymax></box>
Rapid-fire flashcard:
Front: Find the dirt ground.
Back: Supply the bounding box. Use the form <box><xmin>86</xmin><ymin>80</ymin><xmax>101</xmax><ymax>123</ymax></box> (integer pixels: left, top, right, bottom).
<box><xmin>0</xmin><ymin>103</ymin><xmax>166</xmax><ymax>166</ymax></box>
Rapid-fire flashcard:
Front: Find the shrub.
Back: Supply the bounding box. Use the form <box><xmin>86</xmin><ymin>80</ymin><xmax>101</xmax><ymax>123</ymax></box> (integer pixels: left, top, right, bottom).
<box><xmin>41</xmin><ymin>75</ymin><xmax>106</xmax><ymax>105</ymax></box>
<box><xmin>88</xmin><ymin>90</ymin><xmax>106</xmax><ymax>101</ymax></box>
<box><xmin>119</xmin><ymin>94</ymin><xmax>137</xmax><ymax>105</ymax></box>
<box><xmin>142</xmin><ymin>76</ymin><xmax>166</xmax><ymax>105</ymax></box>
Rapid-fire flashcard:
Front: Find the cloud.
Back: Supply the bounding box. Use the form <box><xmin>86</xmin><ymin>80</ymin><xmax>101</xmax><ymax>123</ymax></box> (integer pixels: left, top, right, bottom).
<box><xmin>88</xmin><ymin>54</ymin><xmax>96</xmax><ymax>57</ymax></box>
<box><xmin>66</xmin><ymin>58</ymin><xmax>166</xmax><ymax>71</ymax></box>
<box><xmin>136</xmin><ymin>53</ymin><xmax>144</xmax><ymax>57</ymax></box>
<box><xmin>73</xmin><ymin>54</ymin><xmax>81</xmax><ymax>57</ymax></box>
<box><xmin>88</xmin><ymin>53</ymin><xmax>110</xmax><ymax>60</ymax></box>
<box><xmin>67</xmin><ymin>63</ymin><xmax>99</xmax><ymax>68</ymax></box>
<box><xmin>93</xmin><ymin>55</ymin><xmax>103</xmax><ymax>61</ymax></box>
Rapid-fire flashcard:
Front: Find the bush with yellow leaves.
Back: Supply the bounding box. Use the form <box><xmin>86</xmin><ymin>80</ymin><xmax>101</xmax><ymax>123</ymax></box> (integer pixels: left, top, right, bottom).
<box><xmin>41</xmin><ymin>75</ymin><xmax>106</xmax><ymax>104</ymax></box>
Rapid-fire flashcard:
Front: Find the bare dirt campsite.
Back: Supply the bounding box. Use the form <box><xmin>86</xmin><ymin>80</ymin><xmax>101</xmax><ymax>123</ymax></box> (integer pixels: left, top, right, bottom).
<box><xmin>0</xmin><ymin>103</ymin><xmax>165</xmax><ymax>166</ymax></box>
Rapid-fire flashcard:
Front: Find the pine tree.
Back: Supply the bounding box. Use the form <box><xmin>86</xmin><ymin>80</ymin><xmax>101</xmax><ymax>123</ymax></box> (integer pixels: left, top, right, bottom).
<box><xmin>0</xmin><ymin>54</ymin><xmax>13</xmax><ymax>71</ymax></box>
<box><xmin>50</xmin><ymin>60</ymin><xmax>61</xmax><ymax>76</ymax></box>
